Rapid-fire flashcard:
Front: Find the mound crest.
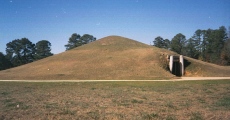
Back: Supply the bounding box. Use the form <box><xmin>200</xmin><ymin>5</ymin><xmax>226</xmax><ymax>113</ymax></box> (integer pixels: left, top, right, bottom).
<box><xmin>0</xmin><ymin>36</ymin><xmax>174</xmax><ymax>80</ymax></box>
<box><xmin>0</xmin><ymin>35</ymin><xmax>229</xmax><ymax>80</ymax></box>
<box><xmin>74</xmin><ymin>36</ymin><xmax>153</xmax><ymax>51</ymax></box>
<box><xmin>94</xmin><ymin>36</ymin><xmax>149</xmax><ymax>47</ymax></box>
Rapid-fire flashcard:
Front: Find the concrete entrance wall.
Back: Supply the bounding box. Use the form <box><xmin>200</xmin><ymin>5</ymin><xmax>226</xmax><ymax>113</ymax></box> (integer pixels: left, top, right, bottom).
<box><xmin>168</xmin><ymin>55</ymin><xmax>184</xmax><ymax>76</ymax></box>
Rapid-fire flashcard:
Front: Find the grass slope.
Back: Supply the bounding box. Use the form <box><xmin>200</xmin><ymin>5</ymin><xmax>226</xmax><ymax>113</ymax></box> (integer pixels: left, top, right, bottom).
<box><xmin>0</xmin><ymin>35</ymin><xmax>229</xmax><ymax>80</ymax></box>
<box><xmin>184</xmin><ymin>56</ymin><xmax>230</xmax><ymax>77</ymax></box>
<box><xmin>0</xmin><ymin>36</ymin><xmax>174</xmax><ymax>80</ymax></box>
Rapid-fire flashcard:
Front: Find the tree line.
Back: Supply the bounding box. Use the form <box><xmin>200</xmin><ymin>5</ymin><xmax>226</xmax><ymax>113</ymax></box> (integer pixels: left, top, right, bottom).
<box><xmin>65</xmin><ymin>33</ymin><xmax>96</xmax><ymax>50</ymax></box>
<box><xmin>0</xmin><ymin>38</ymin><xmax>53</xmax><ymax>70</ymax></box>
<box><xmin>153</xmin><ymin>26</ymin><xmax>230</xmax><ymax>65</ymax></box>
<box><xmin>0</xmin><ymin>33</ymin><xmax>96</xmax><ymax>71</ymax></box>
<box><xmin>1</xmin><ymin>27</ymin><xmax>228</xmax><ymax>71</ymax></box>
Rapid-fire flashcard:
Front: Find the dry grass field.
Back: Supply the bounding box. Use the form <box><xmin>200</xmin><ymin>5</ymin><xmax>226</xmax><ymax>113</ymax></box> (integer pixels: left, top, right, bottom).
<box><xmin>1</xmin><ymin>80</ymin><xmax>230</xmax><ymax>120</ymax></box>
<box><xmin>0</xmin><ymin>36</ymin><xmax>229</xmax><ymax>80</ymax></box>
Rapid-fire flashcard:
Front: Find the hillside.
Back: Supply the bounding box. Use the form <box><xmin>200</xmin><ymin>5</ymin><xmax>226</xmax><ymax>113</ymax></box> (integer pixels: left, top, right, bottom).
<box><xmin>0</xmin><ymin>36</ymin><xmax>229</xmax><ymax>80</ymax></box>
<box><xmin>184</xmin><ymin>56</ymin><xmax>230</xmax><ymax>77</ymax></box>
<box><xmin>0</xmin><ymin>36</ymin><xmax>175</xmax><ymax>80</ymax></box>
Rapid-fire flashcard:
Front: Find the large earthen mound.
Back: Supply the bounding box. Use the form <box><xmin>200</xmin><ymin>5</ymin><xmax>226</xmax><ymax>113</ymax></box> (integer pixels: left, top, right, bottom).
<box><xmin>0</xmin><ymin>36</ymin><xmax>229</xmax><ymax>80</ymax></box>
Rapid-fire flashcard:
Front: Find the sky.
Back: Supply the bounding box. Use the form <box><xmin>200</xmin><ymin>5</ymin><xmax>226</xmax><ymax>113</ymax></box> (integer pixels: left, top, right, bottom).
<box><xmin>0</xmin><ymin>0</ymin><xmax>230</xmax><ymax>54</ymax></box>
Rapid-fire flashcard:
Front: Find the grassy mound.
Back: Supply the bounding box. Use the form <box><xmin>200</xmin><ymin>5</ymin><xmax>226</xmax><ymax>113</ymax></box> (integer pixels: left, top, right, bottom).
<box><xmin>0</xmin><ymin>36</ymin><xmax>174</xmax><ymax>80</ymax></box>
<box><xmin>0</xmin><ymin>35</ymin><xmax>229</xmax><ymax>80</ymax></box>
<box><xmin>184</xmin><ymin>56</ymin><xmax>230</xmax><ymax>77</ymax></box>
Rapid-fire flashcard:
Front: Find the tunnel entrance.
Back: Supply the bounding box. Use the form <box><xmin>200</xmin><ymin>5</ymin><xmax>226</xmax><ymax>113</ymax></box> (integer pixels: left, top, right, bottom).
<box><xmin>167</xmin><ymin>55</ymin><xmax>184</xmax><ymax>76</ymax></box>
<box><xmin>172</xmin><ymin>61</ymin><xmax>181</xmax><ymax>76</ymax></box>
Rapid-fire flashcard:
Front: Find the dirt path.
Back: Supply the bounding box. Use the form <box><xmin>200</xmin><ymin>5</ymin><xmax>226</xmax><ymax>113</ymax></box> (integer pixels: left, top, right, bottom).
<box><xmin>180</xmin><ymin>77</ymin><xmax>230</xmax><ymax>80</ymax></box>
<box><xmin>0</xmin><ymin>77</ymin><xmax>230</xmax><ymax>82</ymax></box>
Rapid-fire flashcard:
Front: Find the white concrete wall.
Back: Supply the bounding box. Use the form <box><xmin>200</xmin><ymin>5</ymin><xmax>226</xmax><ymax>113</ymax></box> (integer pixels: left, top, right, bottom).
<box><xmin>168</xmin><ymin>55</ymin><xmax>184</xmax><ymax>76</ymax></box>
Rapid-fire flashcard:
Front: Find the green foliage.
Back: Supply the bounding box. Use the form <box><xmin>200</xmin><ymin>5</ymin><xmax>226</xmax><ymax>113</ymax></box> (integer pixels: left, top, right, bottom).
<box><xmin>65</xmin><ymin>33</ymin><xmax>96</xmax><ymax>50</ymax></box>
<box><xmin>164</xmin><ymin>39</ymin><xmax>171</xmax><ymax>49</ymax></box>
<box><xmin>153</xmin><ymin>36</ymin><xmax>164</xmax><ymax>48</ymax></box>
<box><xmin>80</xmin><ymin>34</ymin><xmax>96</xmax><ymax>45</ymax></box>
<box><xmin>65</xmin><ymin>33</ymin><xmax>81</xmax><ymax>50</ymax></box>
<box><xmin>182</xmin><ymin>26</ymin><xmax>229</xmax><ymax>65</ymax></box>
<box><xmin>221</xmin><ymin>39</ymin><xmax>230</xmax><ymax>65</ymax></box>
<box><xmin>184</xmin><ymin>38</ymin><xmax>199</xmax><ymax>59</ymax></box>
<box><xmin>171</xmin><ymin>33</ymin><xmax>186</xmax><ymax>54</ymax></box>
<box><xmin>194</xmin><ymin>26</ymin><xmax>227</xmax><ymax>65</ymax></box>
<box><xmin>2</xmin><ymin>38</ymin><xmax>53</xmax><ymax>70</ymax></box>
<box><xmin>6</xmin><ymin>38</ymin><xmax>35</xmax><ymax>67</ymax></box>
<box><xmin>153</xmin><ymin>36</ymin><xmax>170</xmax><ymax>49</ymax></box>
<box><xmin>0</xmin><ymin>52</ymin><xmax>12</xmax><ymax>70</ymax></box>
<box><xmin>202</xmin><ymin>27</ymin><xmax>227</xmax><ymax>64</ymax></box>
<box><xmin>35</xmin><ymin>40</ymin><xmax>53</xmax><ymax>60</ymax></box>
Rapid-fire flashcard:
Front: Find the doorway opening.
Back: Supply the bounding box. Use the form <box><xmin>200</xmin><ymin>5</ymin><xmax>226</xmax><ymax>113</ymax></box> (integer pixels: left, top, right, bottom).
<box><xmin>172</xmin><ymin>61</ymin><xmax>181</xmax><ymax>76</ymax></box>
<box><xmin>167</xmin><ymin>55</ymin><xmax>184</xmax><ymax>77</ymax></box>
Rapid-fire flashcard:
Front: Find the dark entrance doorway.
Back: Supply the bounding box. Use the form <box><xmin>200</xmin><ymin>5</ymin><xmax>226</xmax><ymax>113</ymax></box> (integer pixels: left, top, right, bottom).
<box><xmin>172</xmin><ymin>61</ymin><xmax>181</xmax><ymax>76</ymax></box>
<box><xmin>168</xmin><ymin>55</ymin><xmax>185</xmax><ymax>76</ymax></box>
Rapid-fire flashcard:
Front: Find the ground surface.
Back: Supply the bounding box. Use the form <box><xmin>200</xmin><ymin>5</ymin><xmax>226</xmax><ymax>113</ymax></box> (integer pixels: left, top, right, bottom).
<box><xmin>0</xmin><ymin>80</ymin><xmax>230</xmax><ymax>120</ymax></box>
<box><xmin>0</xmin><ymin>77</ymin><xmax>230</xmax><ymax>82</ymax></box>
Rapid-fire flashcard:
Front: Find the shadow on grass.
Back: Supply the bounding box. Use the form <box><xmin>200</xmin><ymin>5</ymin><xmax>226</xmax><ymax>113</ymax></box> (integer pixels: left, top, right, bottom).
<box><xmin>184</xmin><ymin>58</ymin><xmax>191</xmax><ymax>70</ymax></box>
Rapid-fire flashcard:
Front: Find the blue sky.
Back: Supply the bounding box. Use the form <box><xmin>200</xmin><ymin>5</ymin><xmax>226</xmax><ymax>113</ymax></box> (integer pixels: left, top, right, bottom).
<box><xmin>0</xmin><ymin>0</ymin><xmax>229</xmax><ymax>54</ymax></box>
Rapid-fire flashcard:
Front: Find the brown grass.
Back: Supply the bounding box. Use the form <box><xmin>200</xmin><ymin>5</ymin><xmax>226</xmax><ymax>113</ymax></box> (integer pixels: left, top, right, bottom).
<box><xmin>184</xmin><ymin>56</ymin><xmax>230</xmax><ymax>77</ymax></box>
<box><xmin>0</xmin><ymin>35</ymin><xmax>229</xmax><ymax>80</ymax></box>
<box><xmin>0</xmin><ymin>80</ymin><xmax>230</xmax><ymax>119</ymax></box>
<box><xmin>0</xmin><ymin>36</ymin><xmax>175</xmax><ymax>80</ymax></box>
